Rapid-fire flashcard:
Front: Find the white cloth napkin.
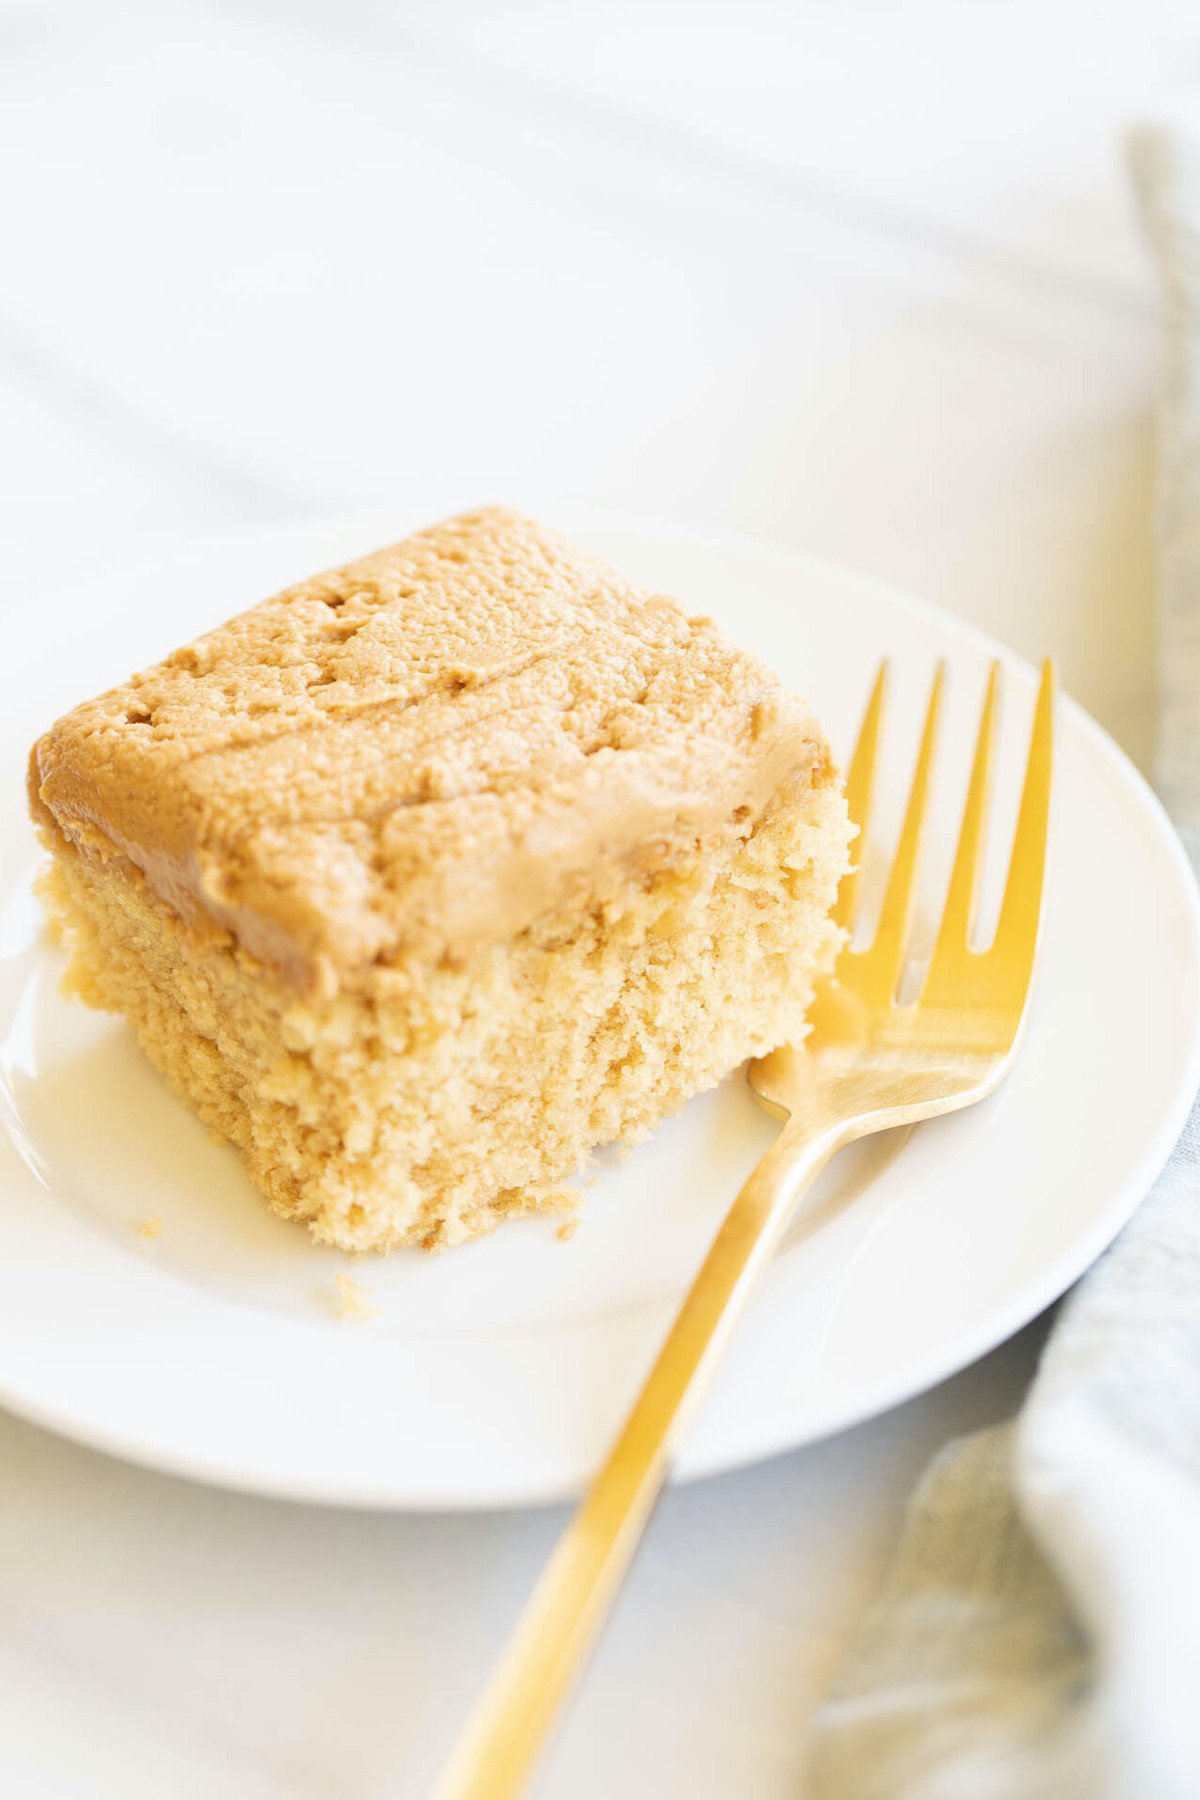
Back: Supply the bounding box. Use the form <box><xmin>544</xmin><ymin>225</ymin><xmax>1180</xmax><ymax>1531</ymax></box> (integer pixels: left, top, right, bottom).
<box><xmin>805</xmin><ymin>124</ymin><xmax>1200</xmax><ymax>1800</ymax></box>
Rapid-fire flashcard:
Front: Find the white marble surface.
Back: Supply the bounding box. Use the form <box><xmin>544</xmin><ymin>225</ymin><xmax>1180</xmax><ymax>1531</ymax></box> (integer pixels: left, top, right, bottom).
<box><xmin>0</xmin><ymin>2</ymin><xmax>1187</xmax><ymax>1794</ymax></box>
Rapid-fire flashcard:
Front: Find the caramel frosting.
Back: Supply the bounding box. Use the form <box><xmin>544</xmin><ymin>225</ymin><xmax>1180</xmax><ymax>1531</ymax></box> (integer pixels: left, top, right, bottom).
<box><xmin>30</xmin><ymin>508</ymin><xmax>831</xmax><ymax>993</ymax></box>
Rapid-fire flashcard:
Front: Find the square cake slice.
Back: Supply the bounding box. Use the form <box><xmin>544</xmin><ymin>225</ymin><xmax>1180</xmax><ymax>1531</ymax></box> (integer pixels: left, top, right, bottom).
<box><xmin>29</xmin><ymin>508</ymin><xmax>851</xmax><ymax>1251</ymax></box>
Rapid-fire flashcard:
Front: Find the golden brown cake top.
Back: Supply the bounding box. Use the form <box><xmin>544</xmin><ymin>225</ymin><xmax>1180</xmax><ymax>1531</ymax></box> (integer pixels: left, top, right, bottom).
<box><xmin>30</xmin><ymin>508</ymin><xmax>831</xmax><ymax>993</ymax></box>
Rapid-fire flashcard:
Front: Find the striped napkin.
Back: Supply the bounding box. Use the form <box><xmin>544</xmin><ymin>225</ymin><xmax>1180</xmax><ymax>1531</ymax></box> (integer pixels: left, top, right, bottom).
<box><xmin>804</xmin><ymin>123</ymin><xmax>1200</xmax><ymax>1800</ymax></box>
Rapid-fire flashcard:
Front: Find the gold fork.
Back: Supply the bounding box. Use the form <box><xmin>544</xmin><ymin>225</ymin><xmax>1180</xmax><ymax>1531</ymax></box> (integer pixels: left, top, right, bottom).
<box><xmin>433</xmin><ymin>655</ymin><xmax>1055</xmax><ymax>1800</ymax></box>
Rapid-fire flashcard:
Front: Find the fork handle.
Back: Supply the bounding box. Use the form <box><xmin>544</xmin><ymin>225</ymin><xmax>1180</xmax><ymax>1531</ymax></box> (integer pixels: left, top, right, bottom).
<box><xmin>431</xmin><ymin>1115</ymin><xmax>845</xmax><ymax>1800</ymax></box>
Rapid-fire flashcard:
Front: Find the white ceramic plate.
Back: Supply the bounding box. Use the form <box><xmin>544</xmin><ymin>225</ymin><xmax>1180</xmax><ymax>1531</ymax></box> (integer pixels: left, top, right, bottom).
<box><xmin>2</xmin><ymin>515</ymin><xmax>1198</xmax><ymax>1510</ymax></box>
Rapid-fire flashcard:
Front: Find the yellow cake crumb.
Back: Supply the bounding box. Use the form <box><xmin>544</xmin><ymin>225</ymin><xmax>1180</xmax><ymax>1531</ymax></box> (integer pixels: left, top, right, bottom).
<box><xmin>557</xmin><ymin>1219</ymin><xmax>580</xmax><ymax>1243</ymax></box>
<box><xmin>332</xmin><ymin>1271</ymin><xmax>377</xmax><ymax>1322</ymax></box>
<box><xmin>135</xmin><ymin>1215</ymin><xmax>164</xmax><ymax>1240</ymax></box>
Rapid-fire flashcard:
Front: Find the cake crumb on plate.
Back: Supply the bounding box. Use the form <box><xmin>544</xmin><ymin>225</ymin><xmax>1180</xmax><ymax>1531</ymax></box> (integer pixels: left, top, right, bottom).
<box><xmin>135</xmin><ymin>1216</ymin><xmax>163</xmax><ymax>1241</ymax></box>
<box><xmin>332</xmin><ymin>1271</ymin><xmax>377</xmax><ymax>1322</ymax></box>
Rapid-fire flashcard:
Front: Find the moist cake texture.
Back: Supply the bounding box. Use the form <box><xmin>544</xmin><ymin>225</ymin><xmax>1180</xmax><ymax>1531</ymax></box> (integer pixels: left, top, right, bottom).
<box><xmin>30</xmin><ymin>508</ymin><xmax>851</xmax><ymax>1251</ymax></box>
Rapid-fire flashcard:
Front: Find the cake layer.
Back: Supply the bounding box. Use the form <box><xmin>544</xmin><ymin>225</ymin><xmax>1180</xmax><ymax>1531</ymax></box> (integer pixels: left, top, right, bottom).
<box><xmin>30</xmin><ymin>509</ymin><xmax>829</xmax><ymax>995</ymax></box>
<box><xmin>38</xmin><ymin>768</ymin><xmax>848</xmax><ymax>1251</ymax></box>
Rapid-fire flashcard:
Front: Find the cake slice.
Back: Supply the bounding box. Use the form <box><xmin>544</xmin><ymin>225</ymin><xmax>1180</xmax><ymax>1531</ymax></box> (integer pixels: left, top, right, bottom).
<box><xmin>29</xmin><ymin>508</ymin><xmax>850</xmax><ymax>1251</ymax></box>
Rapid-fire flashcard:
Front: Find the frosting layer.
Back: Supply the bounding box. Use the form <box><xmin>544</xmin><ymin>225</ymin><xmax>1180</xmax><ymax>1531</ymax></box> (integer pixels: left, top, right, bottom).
<box><xmin>30</xmin><ymin>508</ymin><xmax>832</xmax><ymax>991</ymax></box>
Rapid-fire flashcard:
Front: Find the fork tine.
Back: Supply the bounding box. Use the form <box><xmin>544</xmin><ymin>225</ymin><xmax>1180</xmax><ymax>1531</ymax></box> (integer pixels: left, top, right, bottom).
<box><xmin>990</xmin><ymin>659</ymin><xmax>1055</xmax><ymax>977</ymax></box>
<box><xmin>855</xmin><ymin>663</ymin><xmax>945</xmax><ymax>1002</ymax></box>
<box><xmin>833</xmin><ymin>660</ymin><xmax>888</xmax><ymax>934</ymax></box>
<box><xmin>924</xmin><ymin>663</ymin><xmax>1000</xmax><ymax>992</ymax></box>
